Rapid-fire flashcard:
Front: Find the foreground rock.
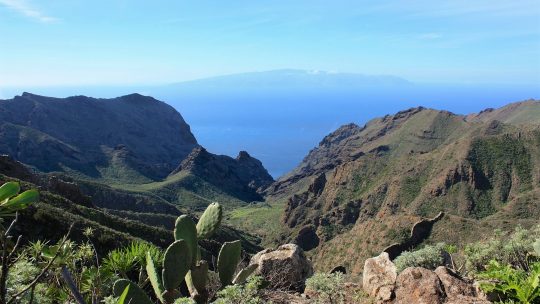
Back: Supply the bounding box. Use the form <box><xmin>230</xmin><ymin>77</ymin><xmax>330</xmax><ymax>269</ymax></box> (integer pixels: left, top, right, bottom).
<box><xmin>363</xmin><ymin>253</ymin><xmax>491</xmax><ymax>303</ymax></box>
<box><xmin>363</xmin><ymin>252</ymin><xmax>397</xmax><ymax>302</ymax></box>
<box><xmin>250</xmin><ymin>244</ymin><xmax>313</xmax><ymax>291</ymax></box>
<box><xmin>394</xmin><ymin>267</ymin><xmax>445</xmax><ymax>304</ymax></box>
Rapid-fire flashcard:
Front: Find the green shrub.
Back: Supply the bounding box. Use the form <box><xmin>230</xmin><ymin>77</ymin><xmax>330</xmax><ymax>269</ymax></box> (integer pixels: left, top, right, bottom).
<box><xmin>102</xmin><ymin>240</ymin><xmax>163</xmax><ymax>280</ymax></box>
<box><xmin>305</xmin><ymin>272</ymin><xmax>346</xmax><ymax>304</ymax></box>
<box><xmin>213</xmin><ymin>275</ymin><xmax>264</xmax><ymax>304</ymax></box>
<box><xmin>478</xmin><ymin>260</ymin><xmax>540</xmax><ymax>304</ymax></box>
<box><xmin>464</xmin><ymin>225</ymin><xmax>540</xmax><ymax>273</ymax></box>
<box><xmin>394</xmin><ymin>243</ymin><xmax>447</xmax><ymax>273</ymax></box>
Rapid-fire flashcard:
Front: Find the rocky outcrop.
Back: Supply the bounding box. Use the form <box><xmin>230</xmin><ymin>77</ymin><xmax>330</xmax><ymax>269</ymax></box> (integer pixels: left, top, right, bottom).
<box><xmin>394</xmin><ymin>267</ymin><xmax>445</xmax><ymax>304</ymax></box>
<box><xmin>0</xmin><ymin>154</ymin><xmax>37</xmax><ymax>182</ymax></box>
<box><xmin>362</xmin><ymin>252</ymin><xmax>490</xmax><ymax>304</ymax></box>
<box><xmin>384</xmin><ymin>212</ymin><xmax>444</xmax><ymax>260</ymax></box>
<box><xmin>434</xmin><ymin>266</ymin><xmax>478</xmax><ymax>301</ymax></box>
<box><xmin>0</xmin><ymin>92</ymin><xmax>198</xmax><ymax>180</ymax></box>
<box><xmin>294</xmin><ymin>225</ymin><xmax>319</xmax><ymax>251</ymax></box>
<box><xmin>172</xmin><ymin>147</ymin><xmax>274</xmax><ymax>201</ymax></box>
<box><xmin>250</xmin><ymin>244</ymin><xmax>313</xmax><ymax>291</ymax></box>
<box><xmin>363</xmin><ymin>252</ymin><xmax>397</xmax><ymax>302</ymax></box>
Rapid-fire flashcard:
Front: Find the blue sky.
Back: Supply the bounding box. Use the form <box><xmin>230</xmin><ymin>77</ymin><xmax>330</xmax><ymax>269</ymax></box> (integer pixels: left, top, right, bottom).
<box><xmin>1</xmin><ymin>0</ymin><xmax>539</xmax><ymax>87</ymax></box>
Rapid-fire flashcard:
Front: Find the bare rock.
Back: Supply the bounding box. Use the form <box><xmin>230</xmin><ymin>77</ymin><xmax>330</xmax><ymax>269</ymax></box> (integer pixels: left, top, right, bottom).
<box><xmin>394</xmin><ymin>267</ymin><xmax>445</xmax><ymax>304</ymax></box>
<box><xmin>362</xmin><ymin>252</ymin><xmax>397</xmax><ymax>302</ymax></box>
<box><xmin>250</xmin><ymin>244</ymin><xmax>313</xmax><ymax>291</ymax></box>
<box><xmin>434</xmin><ymin>266</ymin><xmax>476</xmax><ymax>299</ymax></box>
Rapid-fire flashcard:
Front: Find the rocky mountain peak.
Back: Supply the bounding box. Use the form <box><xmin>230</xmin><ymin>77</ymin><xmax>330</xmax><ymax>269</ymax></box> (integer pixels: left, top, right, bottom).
<box><xmin>319</xmin><ymin>123</ymin><xmax>362</xmax><ymax>148</ymax></box>
<box><xmin>172</xmin><ymin>146</ymin><xmax>274</xmax><ymax>201</ymax></box>
<box><xmin>236</xmin><ymin>150</ymin><xmax>252</xmax><ymax>161</ymax></box>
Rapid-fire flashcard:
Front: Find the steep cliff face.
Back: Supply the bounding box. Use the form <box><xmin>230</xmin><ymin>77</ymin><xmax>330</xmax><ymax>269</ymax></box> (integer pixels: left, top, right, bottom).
<box><xmin>0</xmin><ymin>92</ymin><xmax>198</xmax><ymax>182</ymax></box>
<box><xmin>266</xmin><ymin>100</ymin><xmax>540</xmax><ymax>274</ymax></box>
<box><xmin>171</xmin><ymin>147</ymin><xmax>274</xmax><ymax>202</ymax></box>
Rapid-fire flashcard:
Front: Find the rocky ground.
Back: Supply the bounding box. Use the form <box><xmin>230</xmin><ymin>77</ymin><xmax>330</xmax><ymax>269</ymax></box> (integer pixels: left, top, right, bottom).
<box><xmin>252</xmin><ymin>244</ymin><xmax>493</xmax><ymax>303</ymax></box>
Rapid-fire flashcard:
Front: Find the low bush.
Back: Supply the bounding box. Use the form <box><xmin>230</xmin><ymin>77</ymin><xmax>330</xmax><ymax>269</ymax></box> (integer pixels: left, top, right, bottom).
<box><xmin>394</xmin><ymin>243</ymin><xmax>447</xmax><ymax>273</ymax></box>
<box><xmin>213</xmin><ymin>275</ymin><xmax>264</xmax><ymax>304</ymax></box>
<box><xmin>305</xmin><ymin>272</ymin><xmax>346</xmax><ymax>304</ymax></box>
<box><xmin>464</xmin><ymin>225</ymin><xmax>540</xmax><ymax>274</ymax></box>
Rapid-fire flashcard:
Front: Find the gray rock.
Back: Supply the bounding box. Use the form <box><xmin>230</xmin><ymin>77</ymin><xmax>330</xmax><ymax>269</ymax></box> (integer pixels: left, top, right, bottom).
<box><xmin>362</xmin><ymin>252</ymin><xmax>397</xmax><ymax>302</ymax></box>
<box><xmin>250</xmin><ymin>244</ymin><xmax>313</xmax><ymax>291</ymax></box>
<box><xmin>434</xmin><ymin>266</ymin><xmax>476</xmax><ymax>299</ymax></box>
<box><xmin>394</xmin><ymin>267</ymin><xmax>445</xmax><ymax>304</ymax></box>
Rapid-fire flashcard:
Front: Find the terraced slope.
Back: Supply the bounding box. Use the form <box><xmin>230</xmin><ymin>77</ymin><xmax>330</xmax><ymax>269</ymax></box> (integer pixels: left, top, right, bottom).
<box><xmin>0</xmin><ymin>155</ymin><xmax>261</xmax><ymax>255</ymax></box>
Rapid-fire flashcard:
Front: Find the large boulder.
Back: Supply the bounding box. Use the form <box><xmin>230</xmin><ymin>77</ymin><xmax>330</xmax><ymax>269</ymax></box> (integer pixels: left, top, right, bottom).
<box><xmin>394</xmin><ymin>267</ymin><xmax>445</xmax><ymax>304</ymax></box>
<box><xmin>249</xmin><ymin>244</ymin><xmax>313</xmax><ymax>291</ymax></box>
<box><xmin>362</xmin><ymin>252</ymin><xmax>397</xmax><ymax>302</ymax></box>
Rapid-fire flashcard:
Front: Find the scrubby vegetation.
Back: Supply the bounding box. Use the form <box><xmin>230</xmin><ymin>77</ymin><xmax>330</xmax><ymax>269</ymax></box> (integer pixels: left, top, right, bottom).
<box><xmin>394</xmin><ymin>243</ymin><xmax>447</xmax><ymax>273</ymax></box>
<box><xmin>305</xmin><ymin>272</ymin><xmax>346</xmax><ymax>304</ymax></box>
<box><xmin>393</xmin><ymin>224</ymin><xmax>540</xmax><ymax>303</ymax></box>
<box><xmin>0</xmin><ymin>182</ymin><xmax>265</xmax><ymax>304</ymax></box>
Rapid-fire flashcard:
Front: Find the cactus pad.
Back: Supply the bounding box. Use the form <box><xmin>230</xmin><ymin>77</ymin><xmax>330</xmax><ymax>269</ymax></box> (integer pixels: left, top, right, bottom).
<box><xmin>233</xmin><ymin>263</ymin><xmax>259</xmax><ymax>284</ymax></box>
<box><xmin>162</xmin><ymin>240</ymin><xmax>192</xmax><ymax>291</ymax></box>
<box><xmin>174</xmin><ymin>215</ymin><xmax>198</xmax><ymax>265</ymax></box>
<box><xmin>196</xmin><ymin>202</ymin><xmax>223</xmax><ymax>239</ymax></box>
<box><xmin>146</xmin><ymin>252</ymin><xmax>164</xmax><ymax>302</ymax></box>
<box><xmin>113</xmin><ymin>279</ymin><xmax>153</xmax><ymax>304</ymax></box>
<box><xmin>217</xmin><ymin>240</ymin><xmax>242</xmax><ymax>286</ymax></box>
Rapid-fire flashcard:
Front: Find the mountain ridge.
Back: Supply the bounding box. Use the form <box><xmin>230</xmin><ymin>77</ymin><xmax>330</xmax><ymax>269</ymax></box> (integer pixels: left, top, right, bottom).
<box><xmin>239</xmin><ymin>100</ymin><xmax>540</xmax><ymax>274</ymax></box>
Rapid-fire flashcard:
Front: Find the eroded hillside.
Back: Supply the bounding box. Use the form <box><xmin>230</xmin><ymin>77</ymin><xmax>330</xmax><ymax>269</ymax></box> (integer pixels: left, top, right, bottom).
<box><xmin>253</xmin><ymin>100</ymin><xmax>540</xmax><ymax>274</ymax></box>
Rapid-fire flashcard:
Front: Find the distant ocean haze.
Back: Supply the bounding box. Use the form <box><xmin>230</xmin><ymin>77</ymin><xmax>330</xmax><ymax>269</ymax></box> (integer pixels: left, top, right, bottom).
<box><xmin>2</xmin><ymin>71</ymin><xmax>539</xmax><ymax>178</ymax></box>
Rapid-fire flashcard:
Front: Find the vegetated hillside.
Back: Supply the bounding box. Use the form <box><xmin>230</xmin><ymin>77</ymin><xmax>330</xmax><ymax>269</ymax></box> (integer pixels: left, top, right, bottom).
<box><xmin>0</xmin><ymin>92</ymin><xmax>198</xmax><ymax>182</ymax></box>
<box><xmin>0</xmin><ymin>92</ymin><xmax>274</xmax><ymax>209</ymax></box>
<box><xmin>0</xmin><ymin>155</ymin><xmax>262</xmax><ymax>256</ymax></box>
<box><xmin>118</xmin><ymin>147</ymin><xmax>274</xmax><ymax>210</ymax></box>
<box><xmin>256</xmin><ymin>100</ymin><xmax>540</xmax><ymax>274</ymax></box>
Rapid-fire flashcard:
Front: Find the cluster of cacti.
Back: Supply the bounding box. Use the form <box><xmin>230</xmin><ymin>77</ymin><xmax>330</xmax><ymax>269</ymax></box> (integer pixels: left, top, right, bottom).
<box><xmin>112</xmin><ymin>202</ymin><xmax>258</xmax><ymax>304</ymax></box>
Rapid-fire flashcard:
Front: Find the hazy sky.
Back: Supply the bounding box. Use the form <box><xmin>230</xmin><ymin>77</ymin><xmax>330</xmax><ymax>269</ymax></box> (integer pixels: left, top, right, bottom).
<box><xmin>1</xmin><ymin>0</ymin><xmax>539</xmax><ymax>87</ymax></box>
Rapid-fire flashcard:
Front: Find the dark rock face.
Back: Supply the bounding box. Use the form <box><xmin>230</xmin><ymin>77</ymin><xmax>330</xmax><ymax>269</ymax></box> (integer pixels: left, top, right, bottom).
<box><xmin>294</xmin><ymin>225</ymin><xmax>319</xmax><ymax>251</ymax></box>
<box><xmin>384</xmin><ymin>212</ymin><xmax>444</xmax><ymax>260</ymax></box>
<box><xmin>172</xmin><ymin>147</ymin><xmax>274</xmax><ymax>201</ymax></box>
<box><xmin>0</xmin><ymin>154</ymin><xmax>37</xmax><ymax>182</ymax></box>
<box><xmin>0</xmin><ymin>92</ymin><xmax>198</xmax><ymax>180</ymax></box>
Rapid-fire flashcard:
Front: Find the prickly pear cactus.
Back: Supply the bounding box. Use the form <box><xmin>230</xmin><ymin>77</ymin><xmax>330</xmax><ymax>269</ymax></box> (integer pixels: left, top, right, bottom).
<box><xmin>113</xmin><ymin>279</ymin><xmax>153</xmax><ymax>304</ymax></box>
<box><xmin>233</xmin><ymin>263</ymin><xmax>258</xmax><ymax>285</ymax></box>
<box><xmin>196</xmin><ymin>202</ymin><xmax>223</xmax><ymax>239</ymax></box>
<box><xmin>146</xmin><ymin>252</ymin><xmax>165</xmax><ymax>303</ymax></box>
<box><xmin>217</xmin><ymin>240</ymin><xmax>242</xmax><ymax>286</ymax></box>
<box><xmin>175</xmin><ymin>215</ymin><xmax>198</xmax><ymax>265</ymax></box>
<box><xmin>189</xmin><ymin>260</ymin><xmax>209</xmax><ymax>293</ymax></box>
<box><xmin>162</xmin><ymin>240</ymin><xmax>192</xmax><ymax>291</ymax></box>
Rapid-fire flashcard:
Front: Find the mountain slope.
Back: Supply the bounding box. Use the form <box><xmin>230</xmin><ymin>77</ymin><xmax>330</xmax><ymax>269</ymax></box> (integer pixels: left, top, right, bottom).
<box><xmin>259</xmin><ymin>100</ymin><xmax>540</xmax><ymax>274</ymax></box>
<box><xmin>0</xmin><ymin>92</ymin><xmax>198</xmax><ymax>182</ymax></box>
<box><xmin>0</xmin><ymin>93</ymin><xmax>274</xmax><ymax>209</ymax></box>
<box><xmin>0</xmin><ymin>155</ymin><xmax>262</xmax><ymax>255</ymax></box>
